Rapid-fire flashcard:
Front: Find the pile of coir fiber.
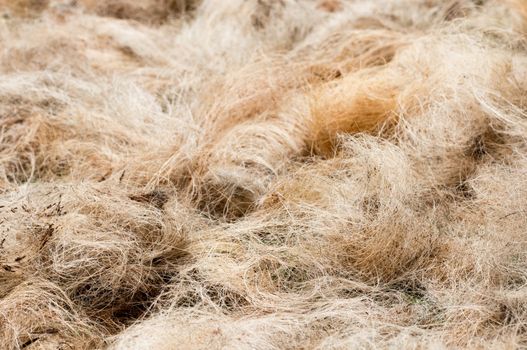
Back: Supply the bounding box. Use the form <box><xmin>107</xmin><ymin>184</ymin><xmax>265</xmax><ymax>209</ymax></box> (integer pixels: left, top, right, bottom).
<box><xmin>1</xmin><ymin>0</ymin><xmax>527</xmax><ymax>348</ymax></box>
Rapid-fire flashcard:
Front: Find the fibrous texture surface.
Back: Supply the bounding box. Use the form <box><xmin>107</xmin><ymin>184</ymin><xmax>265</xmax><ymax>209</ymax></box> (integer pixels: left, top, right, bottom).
<box><xmin>1</xmin><ymin>0</ymin><xmax>527</xmax><ymax>349</ymax></box>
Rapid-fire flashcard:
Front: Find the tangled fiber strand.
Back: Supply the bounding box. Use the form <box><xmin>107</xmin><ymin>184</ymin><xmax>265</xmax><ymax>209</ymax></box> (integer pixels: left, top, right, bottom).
<box><xmin>1</xmin><ymin>0</ymin><xmax>527</xmax><ymax>349</ymax></box>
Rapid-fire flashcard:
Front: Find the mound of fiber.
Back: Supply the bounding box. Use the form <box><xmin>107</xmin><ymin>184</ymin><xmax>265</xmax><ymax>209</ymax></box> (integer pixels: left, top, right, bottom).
<box><xmin>1</xmin><ymin>0</ymin><xmax>527</xmax><ymax>348</ymax></box>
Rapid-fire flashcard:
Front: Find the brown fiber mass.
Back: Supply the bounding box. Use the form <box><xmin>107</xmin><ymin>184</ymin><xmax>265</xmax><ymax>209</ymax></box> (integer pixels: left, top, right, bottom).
<box><xmin>1</xmin><ymin>0</ymin><xmax>527</xmax><ymax>349</ymax></box>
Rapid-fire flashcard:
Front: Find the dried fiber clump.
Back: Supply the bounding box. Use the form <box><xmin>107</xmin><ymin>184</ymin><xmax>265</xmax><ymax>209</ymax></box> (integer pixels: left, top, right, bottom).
<box><xmin>1</xmin><ymin>0</ymin><xmax>527</xmax><ymax>348</ymax></box>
